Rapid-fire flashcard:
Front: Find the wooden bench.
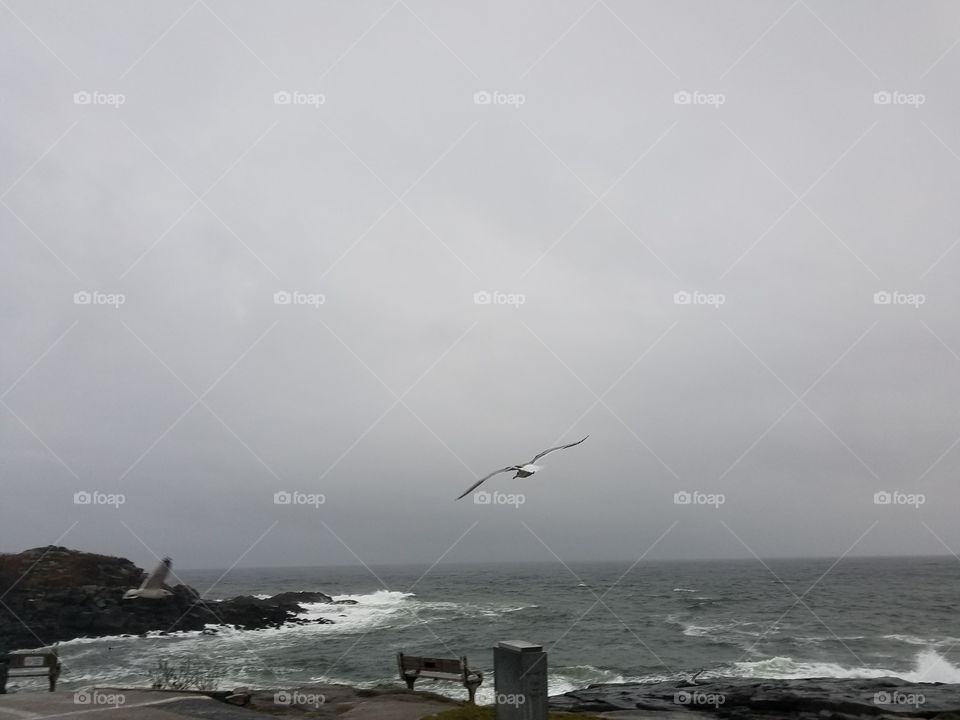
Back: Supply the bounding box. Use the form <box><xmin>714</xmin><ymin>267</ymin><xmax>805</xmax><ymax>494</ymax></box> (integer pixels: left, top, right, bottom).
<box><xmin>0</xmin><ymin>646</ymin><xmax>62</xmax><ymax>693</ymax></box>
<box><xmin>397</xmin><ymin>652</ymin><xmax>482</xmax><ymax>704</ymax></box>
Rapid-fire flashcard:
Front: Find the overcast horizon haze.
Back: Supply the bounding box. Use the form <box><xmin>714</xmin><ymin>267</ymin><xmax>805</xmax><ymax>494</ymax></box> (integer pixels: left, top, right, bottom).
<box><xmin>4</xmin><ymin>1</ymin><xmax>960</xmax><ymax>575</ymax></box>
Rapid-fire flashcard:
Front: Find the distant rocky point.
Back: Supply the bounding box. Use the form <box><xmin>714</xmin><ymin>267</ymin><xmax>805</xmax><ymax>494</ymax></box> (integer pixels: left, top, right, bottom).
<box><xmin>0</xmin><ymin>546</ymin><xmax>341</xmax><ymax>651</ymax></box>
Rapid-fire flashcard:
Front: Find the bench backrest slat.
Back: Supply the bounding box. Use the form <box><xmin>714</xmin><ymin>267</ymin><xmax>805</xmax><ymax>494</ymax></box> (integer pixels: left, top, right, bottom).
<box><xmin>399</xmin><ymin>655</ymin><xmax>464</xmax><ymax>676</ymax></box>
<box><xmin>5</xmin><ymin>653</ymin><xmax>57</xmax><ymax>670</ymax></box>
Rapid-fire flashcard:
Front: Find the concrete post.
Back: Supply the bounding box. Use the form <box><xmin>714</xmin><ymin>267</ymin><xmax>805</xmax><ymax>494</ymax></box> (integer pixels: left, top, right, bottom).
<box><xmin>493</xmin><ymin>640</ymin><xmax>547</xmax><ymax>720</ymax></box>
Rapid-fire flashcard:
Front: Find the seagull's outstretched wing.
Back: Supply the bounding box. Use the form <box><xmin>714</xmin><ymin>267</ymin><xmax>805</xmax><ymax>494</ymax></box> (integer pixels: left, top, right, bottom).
<box><xmin>530</xmin><ymin>435</ymin><xmax>589</xmax><ymax>463</ymax></box>
<box><xmin>140</xmin><ymin>557</ymin><xmax>172</xmax><ymax>590</ymax></box>
<box><xmin>456</xmin><ymin>467</ymin><xmax>517</xmax><ymax>500</ymax></box>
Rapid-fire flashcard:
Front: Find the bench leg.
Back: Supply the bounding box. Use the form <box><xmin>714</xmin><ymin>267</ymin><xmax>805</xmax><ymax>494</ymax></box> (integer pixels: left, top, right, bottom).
<box><xmin>403</xmin><ymin>676</ymin><xmax>416</xmax><ymax>691</ymax></box>
<box><xmin>0</xmin><ymin>666</ymin><xmax>7</xmax><ymax>694</ymax></box>
<box><xmin>466</xmin><ymin>683</ymin><xmax>478</xmax><ymax>705</ymax></box>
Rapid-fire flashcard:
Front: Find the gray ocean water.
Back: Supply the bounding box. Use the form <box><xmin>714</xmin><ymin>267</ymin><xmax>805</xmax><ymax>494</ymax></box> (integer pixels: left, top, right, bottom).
<box><xmin>38</xmin><ymin>557</ymin><xmax>960</xmax><ymax>702</ymax></box>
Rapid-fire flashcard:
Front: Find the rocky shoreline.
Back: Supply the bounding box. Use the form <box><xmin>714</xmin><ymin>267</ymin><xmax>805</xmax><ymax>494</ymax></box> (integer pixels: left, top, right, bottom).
<box><xmin>6</xmin><ymin>546</ymin><xmax>960</xmax><ymax>719</ymax></box>
<box><xmin>0</xmin><ymin>546</ymin><xmax>352</xmax><ymax>651</ymax></box>
<box><xmin>550</xmin><ymin>677</ymin><xmax>960</xmax><ymax>718</ymax></box>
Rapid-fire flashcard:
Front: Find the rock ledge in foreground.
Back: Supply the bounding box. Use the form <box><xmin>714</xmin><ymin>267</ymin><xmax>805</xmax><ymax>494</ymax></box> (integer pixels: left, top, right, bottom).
<box><xmin>551</xmin><ymin>677</ymin><xmax>960</xmax><ymax>719</ymax></box>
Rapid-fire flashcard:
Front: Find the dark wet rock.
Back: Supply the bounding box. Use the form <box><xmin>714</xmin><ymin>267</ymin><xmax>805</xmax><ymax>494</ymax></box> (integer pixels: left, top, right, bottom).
<box><xmin>0</xmin><ymin>546</ymin><xmax>339</xmax><ymax>650</ymax></box>
<box><xmin>550</xmin><ymin>677</ymin><xmax>960</xmax><ymax>718</ymax></box>
<box><xmin>224</xmin><ymin>687</ymin><xmax>252</xmax><ymax>706</ymax></box>
<box><xmin>269</xmin><ymin>591</ymin><xmax>333</xmax><ymax>604</ymax></box>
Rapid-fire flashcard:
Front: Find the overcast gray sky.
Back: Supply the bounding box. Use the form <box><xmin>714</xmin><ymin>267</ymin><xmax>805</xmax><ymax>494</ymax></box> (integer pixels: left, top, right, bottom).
<box><xmin>3</xmin><ymin>1</ymin><xmax>960</xmax><ymax>570</ymax></box>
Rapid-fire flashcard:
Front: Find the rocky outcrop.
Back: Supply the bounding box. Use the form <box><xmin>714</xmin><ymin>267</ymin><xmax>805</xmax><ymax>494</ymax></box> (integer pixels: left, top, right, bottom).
<box><xmin>550</xmin><ymin>677</ymin><xmax>960</xmax><ymax>719</ymax></box>
<box><xmin>0</xmin><ymin>547</ymin><xmax>338</xmax><ymax>651</ymax></box>
<box><xmin>269</xmin><ymin>591</ymin><xmax>333</xmax><ymax>604</ymax></box>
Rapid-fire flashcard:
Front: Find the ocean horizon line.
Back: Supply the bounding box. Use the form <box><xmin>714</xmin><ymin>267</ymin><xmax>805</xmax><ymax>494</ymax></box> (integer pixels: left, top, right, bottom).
<box><xmin>166</xmin><ymin>552</ymin><xmax>956</xmax><ymax>574</ymax></box>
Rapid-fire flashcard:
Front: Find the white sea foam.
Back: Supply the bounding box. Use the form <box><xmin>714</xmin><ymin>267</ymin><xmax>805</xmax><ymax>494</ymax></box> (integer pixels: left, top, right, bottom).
<box><xmin>883</xmin><ymin>633</ymin><xmax>960</xmax><ymax>647</ymax></box>
<box><xmin>729</xmin><ymin>649</ymin><xmax>960</xmax><ymax>683</ymax></box>
<box><xmin>296</xmin><ymin>590</ymin><xmax>416</xmax><ymax>628</ymax></box>
<box><xmin>298</xmin><ymin>589</ymin><xmax>540</xmax><ymax>633</ymax></box>
<box><xmin>58</xmin><ymin>588</ymin><xmax>535</xmax><ymax>665</ymax></box>
<box><xmin>502</xmin><ymin>605</ymin><xmax>538</xmax><ymax>613</ymax></box>
<box><xmin>334</xmin><ymin>589</ymin><xmax>415</xmax><ymax>605</ymax></box>
<box><xmin>682</xmin><ymin>624</ymin><xmax>716</xmax><ymax>637</ymax></box>
<box><xmin>679</xmin><ymin>620</ymin><xmax>765</xmax><ymax>641</ymax></box>
<box><xmin>58</xmin><ymin>628</ymin><xmax>205</xmax><ymax>647</ymax></box>
<box><xmin>793</xmin><ymin>635</ymin><xmax>867</xmax><ymax>645</ymax></box>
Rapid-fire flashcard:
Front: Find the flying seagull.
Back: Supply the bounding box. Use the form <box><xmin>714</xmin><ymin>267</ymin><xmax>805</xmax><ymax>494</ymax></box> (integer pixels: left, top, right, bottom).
<box><xmin>123</xmin><ymin>557</ymin><xmax>174</xmax><ymax>599</ymax></box>
<box><xmin>456</xmin><ymin>435</ymin><xmax>589</xmax><ymax>500</ymax></box>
